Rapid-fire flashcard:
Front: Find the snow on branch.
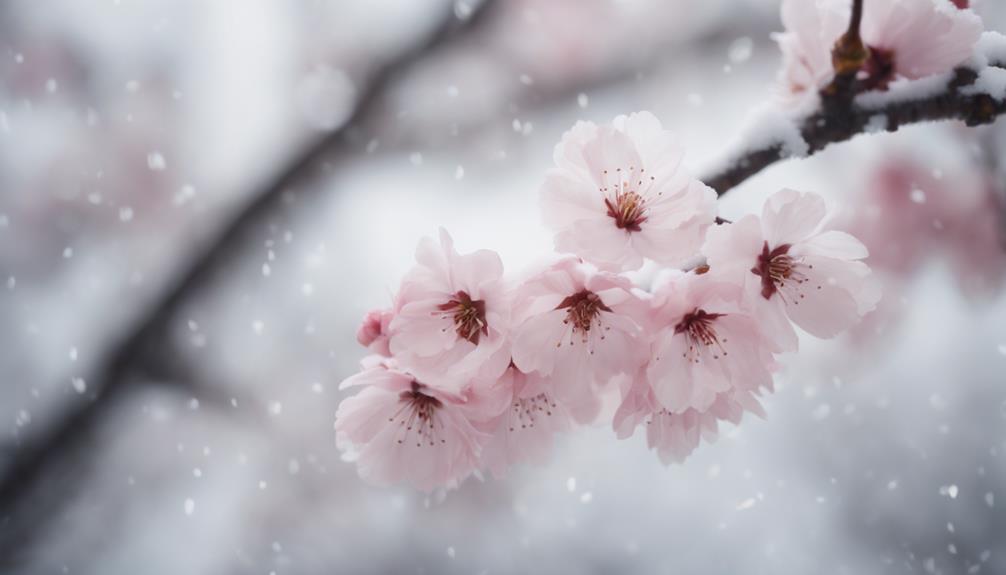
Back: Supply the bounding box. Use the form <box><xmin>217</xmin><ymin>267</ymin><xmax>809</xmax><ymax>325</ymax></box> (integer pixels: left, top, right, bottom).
<box><xmin>704</xmin><ymin>32</ymin><xmax>1006</xmax><ymax>195</ymax></box>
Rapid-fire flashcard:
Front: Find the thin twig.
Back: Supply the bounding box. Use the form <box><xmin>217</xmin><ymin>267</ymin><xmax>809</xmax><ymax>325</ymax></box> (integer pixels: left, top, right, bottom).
<box><xmin>0</xmin><ymin>0</ymin><xmax>498</xmax><ymax>563</ymax></box>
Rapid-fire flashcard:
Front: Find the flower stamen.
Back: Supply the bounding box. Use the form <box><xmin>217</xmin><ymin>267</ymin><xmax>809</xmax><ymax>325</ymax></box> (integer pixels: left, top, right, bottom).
<box><xmin>600</xmin><ymin>166</ymin><xmax>656</xmax><ymax>232</ymax></box>
<box><xmin>508</xmin><ymin>393</ymin><xmax>557</xmax><ymax>432</ymax></box>
<box><xmin>390</xmin><ymin>381</ymin><xmax>445</xmax><ymax>447</ymax></box>
<box><xmin>555</xmin><ymin>289</ymin><xmax>613</xmax><ymax>350</ymax></box>
<box><xmin>751</xmin><ymin>241</ymin><xmax>820</xmax><ymax>304</ymax></box>
<box><xmin>673</xmin><ymin>308</ymin><xmax>728</xmax><ymax>363</ymax></box>
<box><xmin>437</xmin><ymin>290</ymin><xmax>488</xmax><ymax>345</ymax></box>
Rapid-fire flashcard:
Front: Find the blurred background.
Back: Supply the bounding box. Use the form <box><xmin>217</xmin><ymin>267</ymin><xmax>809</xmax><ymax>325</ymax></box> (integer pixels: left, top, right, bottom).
<box><xmin>2</xmin><ymin>0</ymin><xmax>1006</xmax><ymax>573</ymax></box>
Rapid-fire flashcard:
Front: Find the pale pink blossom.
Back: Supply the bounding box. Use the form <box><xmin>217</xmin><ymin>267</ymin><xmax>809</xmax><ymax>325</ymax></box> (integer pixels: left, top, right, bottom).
<box><xmin>539</xmin><ymin>111</ymin><xmax>717</xmax><ymax>271</ymax></box>
<box><xmin>861</xmin><ymin>0</ymin><xmax>982</xmax><ymax>86</ymax></box>
<box><xmin>334</xmin><ymin>362</ymin><xmax>497</xmax><ymax>491</ymax></box>
<box><xmin>479</xmin><ymin>365</ymin><xmax>573</xmax><ymax>478</ymax></box>
<box><xmin>356</xmin><ymin>308</ymin><xmax>394</xmax><ymax>356</ymax></box>
<box><xmin>614</xmin><ymin>373</ymin><xmax>765</xmax><ymax>464</ymax></box>
<box><xmin>704</xmin><ymin>190</ymin><xmax>880</xmax><ymax>351</ymax></box>
<box><xmin>841</xmin><ymin>158</ymin><xmax>1006</xmax><ymax>344</ymax></box>
<box><xmin>776</xmin><ymin>0</ymin><xmax>848</xmax><ymax>96</ymax></box>
<box><xmin>840</xmin><ymin>162</ymin><xmax>933</xmax><ymax>275</ymax></box>
<box><xmin>843</xmin><ymin>159</ymin><xmax>1006</xmax><ymax>298</ymax></box>
<box><xmin>645</xmin><ymin>273</ymin><xmax>777</xmax><ymax>414</ymax></box>
<box><xmin>510</xmin><ymin>258</ymin><xmax>649</xmax><ymax>423</ymax></box>
<box><xmin>388</xmin><ymin>229</ymin><xmax>510</xmax><ymax>390</ymax></box>
<box><xmin>776</xmin><ymin>0</ymin><xmax>983</xmax><ymax>95</ymax></box>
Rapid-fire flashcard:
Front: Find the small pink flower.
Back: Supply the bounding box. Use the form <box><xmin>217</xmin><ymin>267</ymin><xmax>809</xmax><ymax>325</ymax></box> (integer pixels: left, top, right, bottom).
<box><xmin>335</xmin><ymin>362</ymin><xmax>497</xmax><ymax>491</ymax></box>
<box><xmin>776</xmin><ymin>0</ymin><xmax>848</xmax><ymax>97</ymax></box>
<box><xmin>388</xmin><ymin>229</ymin><xmax>510</xmax><ymax>390</ymax></box>
<box><xmin>614</xmin><ymin>372</ymin><xmax>766</xmax><ymax>464</ymax></box>
<box><xmin>645</xmin><ymin>273</ymin><xmax>777</xmax><ymax>414</ymax></box>
<box><xmin>704</xmin><ymin>189</ymin><xmax>881</xmax><ymax>351</ymax></box>
<box><xmin>356</xmin><ymin>308</ymin><xmax>394</xmax><ymax>356</ymax></box>
<box><xmin>479</xmin><ymin>365</ymin><xmax>573</xmax><ymax>478</ymax></box>
<box><xmin>776</xmin><ymin>0</ymin><xmax>983</xmax><ymax>95</ymax></box>
<box><xmin>510</xmin><ymin>258</ymin><xmax>649</xmax><ymax>423</ymax></box>
<box><xmin>540</xmin><ymin>112</ymin><xmax>717</xmax><ymax>271</ymax></box>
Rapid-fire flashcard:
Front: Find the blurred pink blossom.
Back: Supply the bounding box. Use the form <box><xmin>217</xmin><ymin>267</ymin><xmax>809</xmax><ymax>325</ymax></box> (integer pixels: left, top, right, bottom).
<box><xmin>843</xmin><ymin>157</ymin><xmax>1006</xmax><ymax>343</ymax></box>
<box><xmin>848</xmin><ymin>158</ymin><xmax>1006</xmax><ymax>293</ymax></box>
<box><xmin>356</xmin><ymin>308</ymin><xmax>395</xmax><ymax>356</ymax></box>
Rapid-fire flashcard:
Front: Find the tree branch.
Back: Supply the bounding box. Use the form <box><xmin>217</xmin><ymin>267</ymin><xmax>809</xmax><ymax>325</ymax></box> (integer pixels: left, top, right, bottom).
<box><xmin>0</xmin><ymin>0</ymin><xmax>497</xmax><ymax>563</ymax></box>
<box><xmin>704</xmin><ymin>62</ymin><xmax>1006</xmax><ymax>195</ymax></box>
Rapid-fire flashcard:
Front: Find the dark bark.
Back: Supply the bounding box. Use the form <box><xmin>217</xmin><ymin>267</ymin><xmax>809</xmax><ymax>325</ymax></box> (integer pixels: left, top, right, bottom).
<box><xmin>705</xmin><ymin>66</ymin><xmax>1006</xmax><ymax>195</ymax></box>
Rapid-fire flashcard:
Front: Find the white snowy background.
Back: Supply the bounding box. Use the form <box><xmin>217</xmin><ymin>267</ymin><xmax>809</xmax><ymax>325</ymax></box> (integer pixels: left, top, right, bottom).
<box><xmin>1</xmin><ymin>0</ymin><xmax>1005</xmax><ymax>573</ymax></box>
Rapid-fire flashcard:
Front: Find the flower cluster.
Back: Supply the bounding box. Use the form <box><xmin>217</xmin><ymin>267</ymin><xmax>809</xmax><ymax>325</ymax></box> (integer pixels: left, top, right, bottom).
<box><xmin>335</xmin><ymin>111</ymin><xmax>880</xmax><ymax>490</ymax></box>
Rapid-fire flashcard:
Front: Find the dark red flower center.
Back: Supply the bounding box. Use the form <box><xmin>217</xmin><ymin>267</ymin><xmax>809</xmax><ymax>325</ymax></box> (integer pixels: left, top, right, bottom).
<box><xmin>600</xmin><ymin>166</ymin><xmax>656</xmax><ymax>232</ymax></box>
<box><xmin>673</xmin><ymin>308</ymin><xmax>728</xmax><ymax>362</ymax></box>
<box><xmin>674</xmin><ymin>309</ymin><xmax>724</xmax><ymax>341</ymax></box>
<box><xmin>393</xmin><ymin>381</ymin><xmax>445</xmax><ymax>447</ymax></box>
<box><xmin>437</xmin><ymin>290</ymin><xmax>488</xmax><ymax>345</ymax></box>
<box><xmin>751</xmin><ymin>241</ymin><xmax>795</xmax><ymax>300</ymax></box>
<box><xmin>556</xmin><ymin>289</ymin><xmax>612</xmax><ymax>335</ymax></box>
<box><xmin>605</xmin><ymin>190</ymin><xmax>647</xmax><ymax>232</ymax></box>
<box><xmin>860</xmin><ymin>45</ymin><xmax>896</xmax><ymax>91</ymax></box>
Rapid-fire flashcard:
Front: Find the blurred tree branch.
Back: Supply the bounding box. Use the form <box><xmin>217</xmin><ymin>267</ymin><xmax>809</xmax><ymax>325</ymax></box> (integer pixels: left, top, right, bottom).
<box><xmin>0</xmin><ymin>0</ymin><xmax>498</xmax><ymax>563</ymax></box>
<box><xmin>704</xmin><ymin>63</ymin><xmax>1006</xmax><ymax>194</ymax></box>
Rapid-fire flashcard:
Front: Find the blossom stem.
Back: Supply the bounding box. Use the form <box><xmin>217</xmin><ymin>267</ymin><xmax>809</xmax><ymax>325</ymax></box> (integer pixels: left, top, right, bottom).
<box><xmin>825</xmin><ymin>0</ymin><xmax>869</xmax><ymax>100</ymax></box>
<box><xmin>846</xmin><ymin>0</ymin><xmax>864</xmax><ymax>42</ymax></box>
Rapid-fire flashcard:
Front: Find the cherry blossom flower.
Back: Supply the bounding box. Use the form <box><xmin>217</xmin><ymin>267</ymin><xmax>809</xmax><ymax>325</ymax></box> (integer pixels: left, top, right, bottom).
<box><xmin>357</xmin><ymin>308</ymin><xmax>394</xmax><ymax>356</ymax></box>
<box><xmin>776</xmin><ymin>0</ymin><xmax>848</xmax><ymax>97</ymax></box>
<box><xmin>645</xmin><ymin>272</ymin><xmax>778</xmax><ymax>415</ymax></box>
<box><xmin>704</xmin><ymin>189</ymin><xmax>881</xmax><ymax>351</ymax></box>
<box><xmin>479</xmin><ymin>365</ymin><xmax>573</xmax><ymax>478</ymax></box>
<box><xmin>510</xmin><ymin>257</ymin><xmax>649</xmax><ymax>423</ymax></box>
<box><xmin>539</xmin><ymin>111</ymin><xmax>717</xmax><ymax>271</ymax></box>
<box><xmin>614</xmin><ymin>373</ymin><xmax>766</xmax><ymax>464</ymax></box>
<box><xmin>776</xmin><ymin>0</ymin><xmax>983</xmax><ymax>96</ymax></box>
<box><xmin>335</xmin><ymin>361</ymin><xmax>501</xmax><ymax>491</ymax></box>
<box><xmin>388</xmin><ymin>229</ymin><xmax>511</xmax><ymax>390</ymax></box>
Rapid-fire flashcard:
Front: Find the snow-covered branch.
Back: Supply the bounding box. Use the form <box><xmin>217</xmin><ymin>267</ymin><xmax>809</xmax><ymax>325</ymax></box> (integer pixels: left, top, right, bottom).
<box><xmin>705</xmin><ymin>35</ymin><xmax>1006</xmax><ymax>195</ymax></box>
